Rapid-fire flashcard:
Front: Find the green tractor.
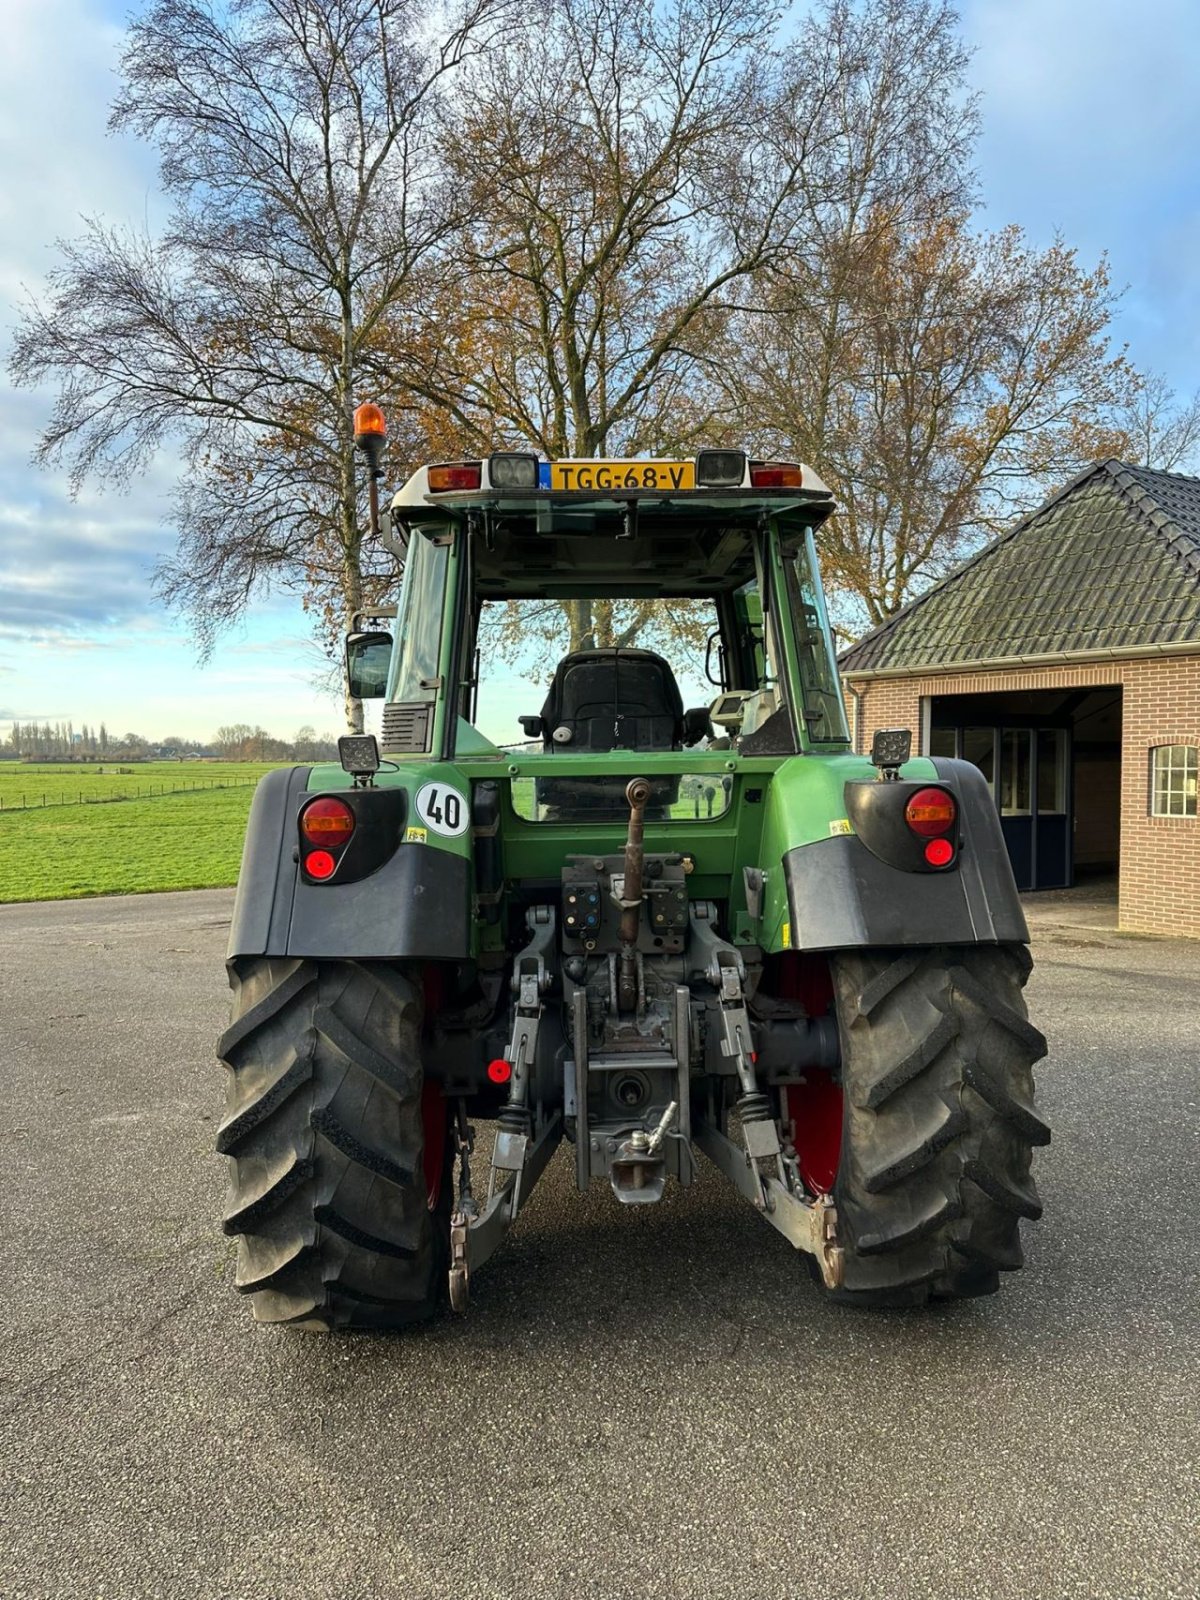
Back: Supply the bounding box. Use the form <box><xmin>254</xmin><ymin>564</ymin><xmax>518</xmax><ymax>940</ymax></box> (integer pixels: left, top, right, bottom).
<box><xmin>217</xmin><ymin>439</ymin><xmax>1049</xmax><ymax>1330</ymax></box>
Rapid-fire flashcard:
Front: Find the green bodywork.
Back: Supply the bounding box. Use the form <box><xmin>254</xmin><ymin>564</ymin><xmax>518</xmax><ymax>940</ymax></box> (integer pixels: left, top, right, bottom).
<box><xmin>308</xmin><ymin>747</ymin><xmax>938</xmax><ymax>955</ymax></box>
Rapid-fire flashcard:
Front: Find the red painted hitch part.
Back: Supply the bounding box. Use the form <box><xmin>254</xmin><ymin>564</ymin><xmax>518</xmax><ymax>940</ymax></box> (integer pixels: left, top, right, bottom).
<box><xmin>784</xmin><ymin>1074</ymin><xmax>844</xmax><ymax>1194</ymax></box>
<box><xmin>421</xmin><ymin>1081</ymin><xmax>447</xmax><ymax>1210</ymax></box>
<box><xmin>773</xmin><ymin>953</ymin><xmax>845</xmax><ymax>1194</ymax></box>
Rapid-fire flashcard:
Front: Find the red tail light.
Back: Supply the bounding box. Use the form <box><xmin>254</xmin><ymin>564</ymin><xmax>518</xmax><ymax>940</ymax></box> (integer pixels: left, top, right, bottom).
<box><xmin>749</xmin><ymin>461</ymin><xmax>803</xmax><ymax>488</ymax></box>
<box><xmin>904</xmin><ymin>787</ymin><xmax>957</xmax><ymax>837</ymax></box>
<box><xmin>304</xmin><ymin>849</ymin><xmax>337</xmax><ymax>880</ymax></box>
<box><xmin>300</xmin><ymin>796</ymin><xmax>356</xmax><ymax>845</ymax></box>
<box><xmin>428</xmin><ymin>461</ymin><xmax>482</xmax><ymax>492</ymax></box>
<box><xmin>924</xmin><ymin>837</ymin><xmax>955</xmax><ymax>867</ymax></box>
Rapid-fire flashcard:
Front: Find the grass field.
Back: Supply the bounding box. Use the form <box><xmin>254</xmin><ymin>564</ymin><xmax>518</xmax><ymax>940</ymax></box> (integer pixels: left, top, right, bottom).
<box><xmin>0</xmin><ymin>763</ymin><xmax>279</xmax><ymax>903</ymax></box>
<box><xmin>0</xmin><ymin>760</ymin><xmax>276</xmax><ymax>811</ymax></box>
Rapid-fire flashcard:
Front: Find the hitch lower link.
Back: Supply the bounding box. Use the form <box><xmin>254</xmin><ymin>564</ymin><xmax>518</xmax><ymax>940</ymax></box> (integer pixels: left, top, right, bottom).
<box><xmin>449</xmin><ymin>909</ymin><xmax>562</xmax><ymax>1314</ymax></box>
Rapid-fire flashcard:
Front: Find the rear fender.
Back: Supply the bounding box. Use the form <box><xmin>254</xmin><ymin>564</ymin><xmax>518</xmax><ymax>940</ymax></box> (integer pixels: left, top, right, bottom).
<box><xmin>761</xmin><ymin>755</ymin><xmax>1028</xmax><ymax>952</ymax></box>
<box><xmin>227</xmin><ymin>765</ymin><xmax>472</xmax><ymax>961</ymax></box>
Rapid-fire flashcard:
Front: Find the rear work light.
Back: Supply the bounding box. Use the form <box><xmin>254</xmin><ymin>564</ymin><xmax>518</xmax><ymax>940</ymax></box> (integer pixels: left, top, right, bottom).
<box><xmin>428</xmin><ymin>461</ymin><xmax>483</xmax><ymax>492</ymax></box>
<box><xmin>488</xmin><ymin>453</ymin><xmax>539</xmax><ymax>489</ymax></box>
<box><xmin>749</xmin><ymin>460</ymin><xmax>803</xmax><ymax>489</ymax></box>
<box><xmin>300</xmin><ymin>796</ymin><xmax>356</xmax><ymax>845</ymax></box>
<box><xmin>695</xmin><ymin>449</ymin><xmax>747</xmax><ymax>487</ymax></box>
<box><xmin>904</xmin><ymin>787</ymin><xmax>957</xmax><ymax>837</ymax></box>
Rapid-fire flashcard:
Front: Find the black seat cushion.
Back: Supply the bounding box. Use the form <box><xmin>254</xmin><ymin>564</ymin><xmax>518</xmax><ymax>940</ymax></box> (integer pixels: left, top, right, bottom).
<box><xmin>539</xmin><ymin>648</ymin><xmax>684</xmax><ymax>752</ymax></box>
<box><xmin>535</xmin><ymin>648</ymin><xmax>683</xmax><ymax>817</ymax></box>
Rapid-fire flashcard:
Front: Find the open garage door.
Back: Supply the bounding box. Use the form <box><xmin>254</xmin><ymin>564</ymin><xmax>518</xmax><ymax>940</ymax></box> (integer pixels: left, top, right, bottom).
<box><xmin>927</xmin><ymin>688</ymin><xmax>1122</xmax><ymax>893</ymax></box>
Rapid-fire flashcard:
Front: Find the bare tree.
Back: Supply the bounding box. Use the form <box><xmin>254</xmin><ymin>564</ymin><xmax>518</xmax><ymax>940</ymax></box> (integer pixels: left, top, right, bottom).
<box><xmin>11</xmin><ymin>0</ymin><xmax>499</xmax><ymax>730</ymax></box>
<box><xmin>1117</xmin><ymin>371</ymin><xmax>1200</xmax><ymax>474</ymax></box>
<box><xmin>388</xmin><ymin>0</ymin><xmax>860</xmax><ymax>655</ymax></box>
<box><xmin>736</xmin><ymin>216</ymin><xmax>1133</xmax><ymax>629</ymax></box>
<box><xmin>718</xmin><ymin>1</ymin><xmax>1135</xmax><ymax>631</ymax></box>
<box><xmin>214</xmin><ymin>724</ymin><xmax>255</xmax><ymax>759</ymax></box>
<box><xmin>407</xmin><ymin>0</ymin><xmax>835</xmax><ymax>462</ymax></box>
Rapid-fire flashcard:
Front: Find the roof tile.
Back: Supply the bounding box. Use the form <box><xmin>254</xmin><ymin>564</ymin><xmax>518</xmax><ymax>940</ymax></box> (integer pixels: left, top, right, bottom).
<box><xmin>840</xmin><ymin>460</ymin><xmax>1200</xmax><ymax>674</ymax></box>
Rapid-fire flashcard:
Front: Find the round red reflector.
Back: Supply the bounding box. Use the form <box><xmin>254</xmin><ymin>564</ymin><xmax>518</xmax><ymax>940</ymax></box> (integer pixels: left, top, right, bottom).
<box><xmin>487</xmin><ymin>1058</ymin><xmax>512</xmax><ymax>1084</ymax></box>
<box><xmin>904</xmin><ymin>786</ymin><xmax>957</xmax><ymax>837</ymax></box>
<box><xmin>924</xmin><ymin>837</ymin><xmax>954</xmax><ymax>867</ymax></box>
<box><xmin>300</xmin><ymin>796</ymin><xmax>355</xmax><ymax>845</ymax></box>
<box><xmin>305</xmin><ymin>849</ymin><xmax>337</xmax><ymax>880</ymax></box>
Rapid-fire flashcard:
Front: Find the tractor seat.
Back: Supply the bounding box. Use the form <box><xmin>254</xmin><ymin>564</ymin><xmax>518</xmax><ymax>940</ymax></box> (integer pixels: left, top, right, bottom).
<box><xmin>521</xmin><ymin>648</ymin><xmax>685</xmax><ymax>819</ymax></box>
<box><xmin>533</xmin><ymin>647</ymin><xmax>685</xmax><ymax>752</ymax></box>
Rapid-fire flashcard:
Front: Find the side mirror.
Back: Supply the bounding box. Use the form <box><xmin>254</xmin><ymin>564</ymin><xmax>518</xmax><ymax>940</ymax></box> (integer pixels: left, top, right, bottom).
<box><xmin>703</xmin><ymin>630</ymin><xmax>725</xmax><ymax>688</ymax></box>
<box><xmin>681</xmin><ymin>707</ymin><xmax>715</xmax><ymax>746</ymax></box>
<box><xmin>346</xmin><ymin>630</ymin><xmax>392</xmax><ymax>700</ymax></box>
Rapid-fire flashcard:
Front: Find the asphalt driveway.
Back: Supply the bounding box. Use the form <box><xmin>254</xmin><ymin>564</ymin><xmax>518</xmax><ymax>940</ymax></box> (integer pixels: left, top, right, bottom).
<box><xmin>0</xmin><ymin>890</ymin><xmax>1196</xmax><ymax>1600</ymax></box>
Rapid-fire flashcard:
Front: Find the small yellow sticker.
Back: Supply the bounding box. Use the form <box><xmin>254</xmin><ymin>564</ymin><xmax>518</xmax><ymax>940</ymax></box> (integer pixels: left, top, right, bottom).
<box><xmin>781</xmin><ymin>921</ymin><xmax>792</xmax><ymax>949</ymax></box>
<box><xmin>829</xmin><ymin>818</ymin><xmax>852</xmax><ymax>836</ymax></box>
<box><xmin>405</xmin><ymin>826</ymin><xmax>428</xmax><ymax>844</ymax></box>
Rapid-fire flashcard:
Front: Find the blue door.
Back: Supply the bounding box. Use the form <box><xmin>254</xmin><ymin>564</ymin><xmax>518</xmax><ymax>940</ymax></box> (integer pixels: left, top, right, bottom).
<box><xmin>1033</xmin><ymin>728</ymin><xmax>1071</xmax><ymax>888</ymax></box>
<box><xmin>956</xmin><ymin>725</ymin><xmax>1072</xmax><ymax>891</ymax></box>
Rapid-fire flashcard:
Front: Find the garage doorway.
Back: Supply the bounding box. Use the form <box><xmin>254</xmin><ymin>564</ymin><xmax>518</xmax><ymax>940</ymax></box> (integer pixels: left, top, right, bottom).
<box><xmin>926</xmin><ymin>688</ymin><xmax>1122</xmax><ymax>892</ymax></box>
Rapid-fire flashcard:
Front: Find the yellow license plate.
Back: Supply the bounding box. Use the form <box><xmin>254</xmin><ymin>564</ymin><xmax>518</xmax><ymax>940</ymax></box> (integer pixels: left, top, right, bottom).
<box><xmin>551</xmin><ymin>459</ymin><xmax>695</xmax><ymax>492</ymax></box>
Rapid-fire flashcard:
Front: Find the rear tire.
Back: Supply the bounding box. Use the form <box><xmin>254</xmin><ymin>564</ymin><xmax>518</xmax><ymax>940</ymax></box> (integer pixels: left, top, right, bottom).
<box><xmin>827</xmin><ymin>944</ymin><xmax>1049</xmax><ymax>1305</ymax></box>
<box><xmin>217</xmin><ymin>957</ymin><xmax>449</xmax><ymax>1330</ymax></box>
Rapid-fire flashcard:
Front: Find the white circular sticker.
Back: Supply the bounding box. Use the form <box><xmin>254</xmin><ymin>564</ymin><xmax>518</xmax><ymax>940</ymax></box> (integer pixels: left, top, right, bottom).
<box><xmin>413</xmin><ymin>781</ymin><xmax>469</xmax><ymax>837</ymax></box>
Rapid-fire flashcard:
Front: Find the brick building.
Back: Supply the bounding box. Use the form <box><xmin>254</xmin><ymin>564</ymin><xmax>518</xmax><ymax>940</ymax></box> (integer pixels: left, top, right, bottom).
<box><xmin>839</xmin><ymin>460</ymin><xmax>1200</xmax><ymax>937</ymax></box>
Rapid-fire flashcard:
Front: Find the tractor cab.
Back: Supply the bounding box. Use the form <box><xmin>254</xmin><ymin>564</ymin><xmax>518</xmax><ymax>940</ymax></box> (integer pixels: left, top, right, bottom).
<box><xmin>368</xmin><ymin>449</ymin><xmax>850</xmax><ymax>780</ymax></box>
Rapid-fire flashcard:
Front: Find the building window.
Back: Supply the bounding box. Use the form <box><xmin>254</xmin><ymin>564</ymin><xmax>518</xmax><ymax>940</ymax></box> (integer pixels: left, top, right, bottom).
<box><xmin>1150</xmin><ymin>744</ymin><xmax>1198</xmax><ymax>818</ymax></box>
<box><xmin>998</xmin><ymin>729</ymin><xmax>1031</xmax><ymax>815</ymax></box>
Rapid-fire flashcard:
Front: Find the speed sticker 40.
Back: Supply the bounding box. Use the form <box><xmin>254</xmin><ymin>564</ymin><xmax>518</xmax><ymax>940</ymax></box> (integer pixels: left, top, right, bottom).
<box><xmin>413</xmin><ymin>782</ymin><xmax>469</xmax><ymax>837</ymax></box>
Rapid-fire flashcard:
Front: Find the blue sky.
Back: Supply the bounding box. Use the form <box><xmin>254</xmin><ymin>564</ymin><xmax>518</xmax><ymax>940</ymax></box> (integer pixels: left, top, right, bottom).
<box><xmin>2</xmin><ymin>0</ymin><xmax>1199</xmax><ymax>744</ymax></box>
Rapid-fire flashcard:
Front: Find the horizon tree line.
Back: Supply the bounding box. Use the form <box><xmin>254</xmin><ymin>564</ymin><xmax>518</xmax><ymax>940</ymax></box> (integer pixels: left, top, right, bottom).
<box><xmin>5</xmin><ymin>721</ymin><xmax>341</xmax><ymax>762</ymax></box>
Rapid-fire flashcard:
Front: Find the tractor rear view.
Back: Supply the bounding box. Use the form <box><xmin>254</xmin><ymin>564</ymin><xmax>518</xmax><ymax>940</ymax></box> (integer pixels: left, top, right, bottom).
<box><xmin>217</xmin><ymin>439</ymin><xmax>1048</xmax><ymax>1329</ymax></box>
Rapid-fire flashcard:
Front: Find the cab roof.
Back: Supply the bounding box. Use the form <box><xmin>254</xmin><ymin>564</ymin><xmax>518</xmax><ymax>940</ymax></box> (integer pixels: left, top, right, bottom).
<box><xmin>387</xmin><ymin>455</ymin><xmax>836</xmax><ymax>598</ymax></box>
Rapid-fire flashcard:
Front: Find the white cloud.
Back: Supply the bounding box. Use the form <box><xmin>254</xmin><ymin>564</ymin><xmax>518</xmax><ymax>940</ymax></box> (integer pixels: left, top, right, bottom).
<box><xmin>0</xmin><ymin>2</ymin><xmax>343</xmax><ymax>738</ymax></box>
